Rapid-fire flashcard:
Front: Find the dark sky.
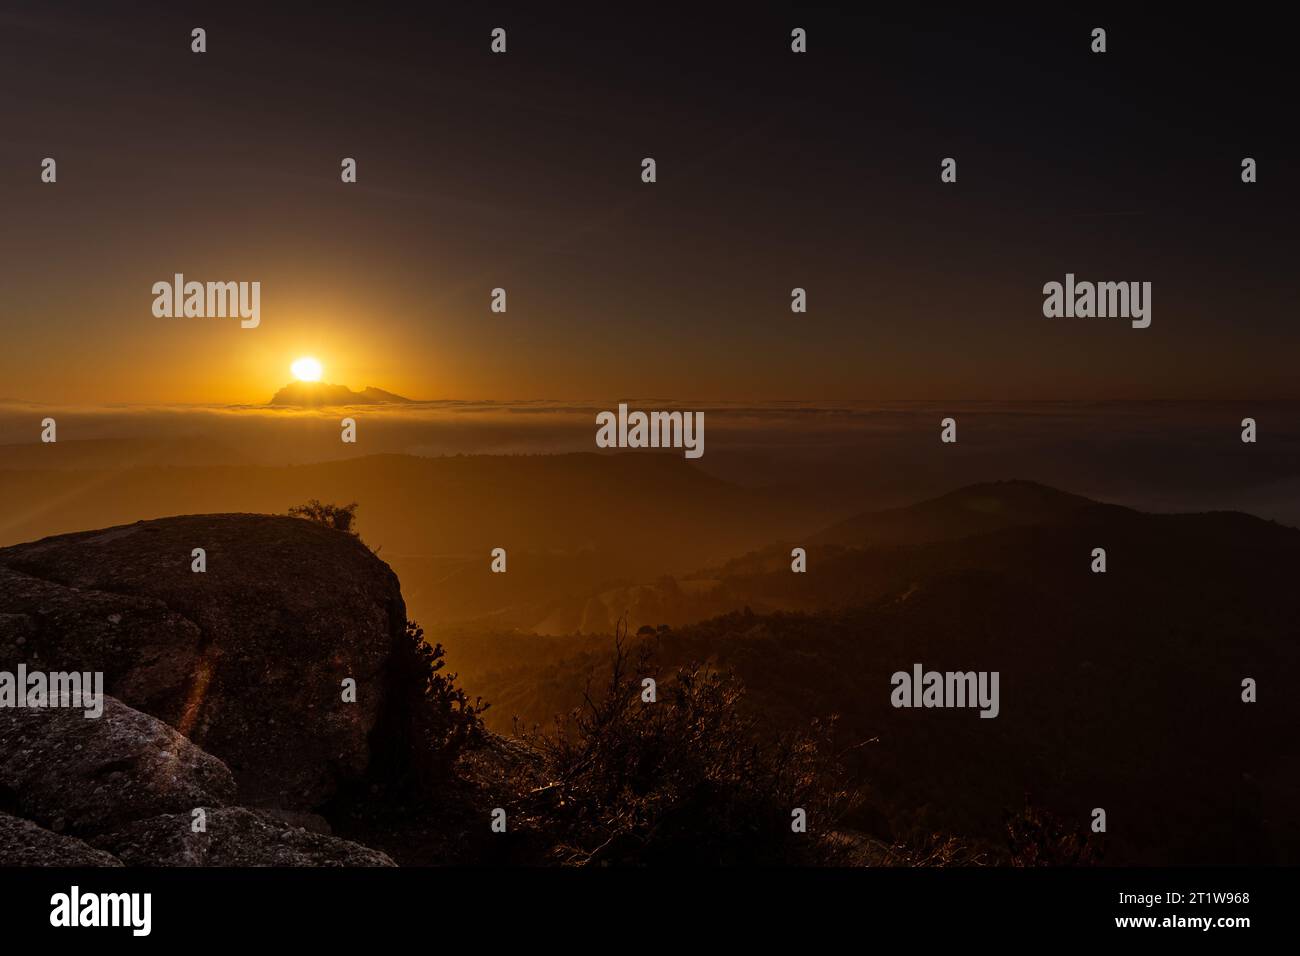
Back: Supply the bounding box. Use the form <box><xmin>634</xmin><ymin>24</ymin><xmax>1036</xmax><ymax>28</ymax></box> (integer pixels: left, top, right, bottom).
<box><xmin>1</xmin><ymin>2</ymin><xmax>1295</xmax><ymax>403</ymax></box>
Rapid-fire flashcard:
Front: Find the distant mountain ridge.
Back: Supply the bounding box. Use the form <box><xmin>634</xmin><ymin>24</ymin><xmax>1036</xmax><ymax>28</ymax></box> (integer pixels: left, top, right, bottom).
<box><xmin>460</xmin><ymin>478</ymin><xmax>1292</xmax><ymax>636</ymax></box>
<box><xmin>269</xmin><ymin>381</ymin><xmax>413</xmax><ymax>407</ymax></box>
<box><xmin>811</xmin><ymin>479</ymin><xmax>1116</xmax><ymax>547</ymax></box>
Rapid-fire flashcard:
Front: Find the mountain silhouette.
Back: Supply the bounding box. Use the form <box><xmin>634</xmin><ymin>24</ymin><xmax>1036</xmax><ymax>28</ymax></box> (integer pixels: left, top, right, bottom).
<box><xmin>269</xmin><ymin>381</ymin><xmax>413</xmax><ymax>407</ymax></box>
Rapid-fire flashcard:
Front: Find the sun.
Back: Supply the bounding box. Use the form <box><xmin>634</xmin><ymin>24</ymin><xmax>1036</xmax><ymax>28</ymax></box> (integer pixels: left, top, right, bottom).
<box><xmin>291</xmin><ymin>357</ymin><xmax>323</xmax><ymax>382</ymax></box>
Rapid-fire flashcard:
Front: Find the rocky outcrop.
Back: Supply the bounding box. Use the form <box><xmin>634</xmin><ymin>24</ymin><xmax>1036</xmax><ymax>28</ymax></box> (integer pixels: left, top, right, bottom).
<box><xmin>0</xmin><ymin>691</ymin><xmax>396</xmax><ymax>866</ymax></box>
<box><xmin>0</xmin><ymin>695</ymin><xmax>236</xmax><ymax>836</ymax></box>
<box><xmin>0</xmin><ymin>514</ymin><xmax>408</xmax><ymax>809</ymax></box>
<box><xmin>97</xmin><ymin>808</ymin><xmax>396</xmax><ymax>867</ymax></box>
<box><xmin>0</xmin><ymin>812</ymin><xmax>123</xmax><ymax>866</ymax></box>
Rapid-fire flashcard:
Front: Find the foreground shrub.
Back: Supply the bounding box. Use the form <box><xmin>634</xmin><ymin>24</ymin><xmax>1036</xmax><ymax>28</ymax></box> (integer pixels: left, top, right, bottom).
<box><xmin>1005</xmin><ymin>798</ymin><xmax>1104</xmax><ymax>866</ymax></box>
<box><xmin>288</xmin><ymin>499</ymin><xmax>359</xmax><ymax>535</ymax></box>
<box><xmin>523</xmin><ymin>621</ymin><xmax>856</xmax><ymax>865</ymax></box>
<box><xmin>368</xmin><ymin>620</ymin><xmax>489</xmax><ymax>791</ymax></box>
<box><xmin>403</xmin><ymin>621</ymin><xmax>489</xmax><ymax>777</ymax></box>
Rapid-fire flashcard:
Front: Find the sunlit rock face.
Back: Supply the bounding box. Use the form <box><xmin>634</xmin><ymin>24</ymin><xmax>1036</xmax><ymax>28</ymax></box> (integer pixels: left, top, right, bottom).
<box><xmin>0</xmin><ymin>693</ymin><xmax>237</xmax><ymax>836</ymax></box>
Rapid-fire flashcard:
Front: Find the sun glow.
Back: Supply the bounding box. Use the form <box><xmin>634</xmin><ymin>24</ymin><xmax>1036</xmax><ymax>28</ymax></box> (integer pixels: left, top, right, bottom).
<box><xmin>291</xmin><ymin>357</ymin><xmax>323</xmax><ymax>382</ymax></box>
